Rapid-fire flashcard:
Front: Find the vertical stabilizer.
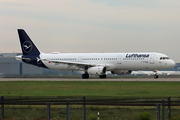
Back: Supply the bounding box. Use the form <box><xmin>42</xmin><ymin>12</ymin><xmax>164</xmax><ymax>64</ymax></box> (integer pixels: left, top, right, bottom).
<box><xmin>18</xmin><ymin>29</ymin><xmax>40</xmax><ymax>55</ymax></box>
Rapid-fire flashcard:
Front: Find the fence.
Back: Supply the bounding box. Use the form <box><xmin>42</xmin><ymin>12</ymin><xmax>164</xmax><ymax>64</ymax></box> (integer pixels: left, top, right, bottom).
<box><xmin>1</xmin><ymin>96</ymin><xmax>180</xmax><ymax>120</ymax></box>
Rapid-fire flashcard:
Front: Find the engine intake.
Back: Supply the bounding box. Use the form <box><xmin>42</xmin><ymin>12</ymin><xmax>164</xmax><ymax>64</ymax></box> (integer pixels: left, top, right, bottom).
<box><xmin>87</xmin><ymin>66</ymin><xmax>106</xmax><ymax>75</ymax></box>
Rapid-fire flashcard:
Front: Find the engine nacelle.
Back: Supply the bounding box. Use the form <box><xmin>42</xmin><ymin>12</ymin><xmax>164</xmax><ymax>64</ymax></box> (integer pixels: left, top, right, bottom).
<box><xmin>87</xmin><ymin>66</ymin><xmax>106</xmax><ymax>75</ymax></box>
<box><xmin>111</xmin><ymin>70</ymin><xmax>132</xmax><ymax>75</ymax></box>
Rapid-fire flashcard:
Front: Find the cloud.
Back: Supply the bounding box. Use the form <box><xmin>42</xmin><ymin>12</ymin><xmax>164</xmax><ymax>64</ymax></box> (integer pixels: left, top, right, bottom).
<box><xmin>1</xmin><ymin>0</ymin><xmax>180</xmax><ymax>26</ymax></box>
<box><xmin>90</xmin><ymin>0</ymin><xmax>157</xmax><ymax>7</ymax></box>
<box><xmin>0</xmin><ymin>0</ymin><xmax>180</xmax><ymax>61</ymax></box>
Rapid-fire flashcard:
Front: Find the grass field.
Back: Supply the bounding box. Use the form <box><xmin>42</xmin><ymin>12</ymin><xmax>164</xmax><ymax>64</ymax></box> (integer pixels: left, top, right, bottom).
<box><xmin>3</xmin><ymin>106</ymin><xmax>180</xmax><ymax>120</ymax></box>
<box><xmin>0</xmin><ymin>81</ymin><xmax>180</xmax><ymax>97</ymax></box>
<box><xmin>1</xmin><ymin>80</ymin><xmax>180</xmax><ymax>120</ymax></box>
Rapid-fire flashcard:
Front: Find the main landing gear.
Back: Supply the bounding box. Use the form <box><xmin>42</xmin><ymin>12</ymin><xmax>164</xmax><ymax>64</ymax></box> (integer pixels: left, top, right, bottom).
<box><xmin>82</xmin><ymin>74</ymin><xmax>107</xmax><ymax>79</ymax></box>
<box><xmin>99</xmin><ymin>74</ymin><xmax>106</xmax><ymax>79</ymax></box>
<box><xmin>82</xmin><ymin>73</ymin><xmax>89</xmax><ymax>79</ymax></box>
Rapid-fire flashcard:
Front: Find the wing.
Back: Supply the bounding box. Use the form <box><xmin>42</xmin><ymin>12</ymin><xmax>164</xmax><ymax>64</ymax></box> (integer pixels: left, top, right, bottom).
<box><xmin>42</xmin><ymin>59</ymin><xmax>106</xmax><ymax>69</ymax></box>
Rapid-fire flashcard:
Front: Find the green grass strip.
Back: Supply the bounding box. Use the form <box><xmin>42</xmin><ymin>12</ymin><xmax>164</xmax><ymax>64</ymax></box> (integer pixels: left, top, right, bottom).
<box><xmin>0</xmin><ymin>81</ymin><xmax>180</xmax><ymax>97</ymax></box>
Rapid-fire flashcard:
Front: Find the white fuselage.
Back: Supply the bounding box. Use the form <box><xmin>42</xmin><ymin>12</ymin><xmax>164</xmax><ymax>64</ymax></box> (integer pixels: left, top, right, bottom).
<box><xmin>38</xmin><ymin>52</ymin><xmax>175</xmax><ymax>72</ymax></box>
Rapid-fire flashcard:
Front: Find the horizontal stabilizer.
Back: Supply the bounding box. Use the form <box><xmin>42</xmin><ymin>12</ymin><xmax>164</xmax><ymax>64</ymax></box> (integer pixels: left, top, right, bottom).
<box><xmin>6</xmin><ymin>56</ymin><xmax>31</xmax><ymax>61</ymax></box>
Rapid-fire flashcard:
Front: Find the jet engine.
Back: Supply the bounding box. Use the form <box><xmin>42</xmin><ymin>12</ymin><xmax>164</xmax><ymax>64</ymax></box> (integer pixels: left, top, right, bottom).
<box><xmin>87</xmin><ymin>66</ymin><xmax>106</xmax><ymax>75</ymax></box>
<box><xmin>111</xmin><ymin>70</ymin><xmax>132</xmax><ymax>75</ymax></box>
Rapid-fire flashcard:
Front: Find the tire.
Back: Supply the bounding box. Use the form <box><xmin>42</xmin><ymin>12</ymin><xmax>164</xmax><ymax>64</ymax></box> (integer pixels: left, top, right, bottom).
<box><xmin>154</xmin><ymin>75</ymin><xmax>158</xmax><ymax>79</ymax></box>
<box><xmin>99</xmin><ymin>74</ymin><xmax>107</xmax><ymax>79</ymax></box>
<box><xmin>82</xmin><ymin>74</ymin><xmax>89</xmax><ymax>79</ymax></box>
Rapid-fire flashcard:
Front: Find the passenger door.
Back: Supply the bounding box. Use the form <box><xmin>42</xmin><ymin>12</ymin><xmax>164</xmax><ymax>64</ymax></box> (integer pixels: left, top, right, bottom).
<box><xmin>149</xmin><ymin>54</ymin><xmax>155</xmax><ymax>64</ymax></box>
<box><xmin>117</xmin><ymin>55</ymin><xmax>122</xmax><ymax>64</ymax></box>
<box><xmin>78</xmin><ymin>56</ymin><xmax>82</xmax><ymax>62</ymax></box>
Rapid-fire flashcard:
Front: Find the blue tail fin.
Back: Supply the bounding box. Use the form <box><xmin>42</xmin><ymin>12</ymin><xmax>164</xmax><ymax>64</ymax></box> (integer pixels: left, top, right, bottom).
<box><xmin>18</xmin><ymin>29</ymin><xmax>40</xmax><ymax>55</ymax></box>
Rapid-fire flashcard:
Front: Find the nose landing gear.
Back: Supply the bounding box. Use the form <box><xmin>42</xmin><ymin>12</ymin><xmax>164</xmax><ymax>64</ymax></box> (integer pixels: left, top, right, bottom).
<box><xmin>154</xmin><ymin>75</ymin><xmax>159</xmax><ymax>79</ymax></box>
<box><xmin>154</xmin><ymin>70</ymin><xmax>159</xmax><ymax>79</ymax></box>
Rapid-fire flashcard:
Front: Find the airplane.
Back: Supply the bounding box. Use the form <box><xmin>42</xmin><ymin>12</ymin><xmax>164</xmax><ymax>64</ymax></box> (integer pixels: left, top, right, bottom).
<box><xmin>14</xmin><ymin>29</ymin><xmax>176</xmax><ymax>79</ymax></box>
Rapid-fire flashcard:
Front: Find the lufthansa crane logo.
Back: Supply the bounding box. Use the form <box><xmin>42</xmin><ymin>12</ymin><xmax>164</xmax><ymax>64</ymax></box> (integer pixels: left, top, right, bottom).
<box><xmin>23</xmin><ymin>41</ymin><xmax>32</xmax><ymax>53</ymax></box>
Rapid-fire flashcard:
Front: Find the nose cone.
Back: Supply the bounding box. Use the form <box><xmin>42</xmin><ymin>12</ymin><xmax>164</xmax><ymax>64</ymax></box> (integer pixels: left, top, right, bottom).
<box><xmin>170</xmin><ymin>60</ymin><xmax>176</xmax><ymax>68</ymax></box>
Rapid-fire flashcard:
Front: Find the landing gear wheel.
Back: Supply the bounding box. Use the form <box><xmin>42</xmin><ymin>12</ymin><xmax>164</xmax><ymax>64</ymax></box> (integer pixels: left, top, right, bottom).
<box><xmin>99</xmin><ymin>74</ymin><xmax>107</xmax><ymax>79</ymax></box>
<box><xmin>82</xmin><ymin>74</ymin><xmax>89</xmax><ymax>79</ymax></box>
<box><xmin>154</xmin><ymin>75</ymin><xmax>158</xmax><ymax>79</ymax></box>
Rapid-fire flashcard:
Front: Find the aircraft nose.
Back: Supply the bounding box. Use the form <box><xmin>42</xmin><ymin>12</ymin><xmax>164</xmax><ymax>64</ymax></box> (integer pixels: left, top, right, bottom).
<box><xmin>170</xmin><ymin>60</ymin><xmax>176</xmax><ymax>68</ymax></box>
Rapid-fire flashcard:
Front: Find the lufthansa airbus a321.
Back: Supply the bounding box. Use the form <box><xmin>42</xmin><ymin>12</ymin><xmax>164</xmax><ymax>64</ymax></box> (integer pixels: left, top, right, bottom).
<box><xmin>14</xmin><ymin>29</ymin><xmax>175</xmax><ymax>79</ymax></box>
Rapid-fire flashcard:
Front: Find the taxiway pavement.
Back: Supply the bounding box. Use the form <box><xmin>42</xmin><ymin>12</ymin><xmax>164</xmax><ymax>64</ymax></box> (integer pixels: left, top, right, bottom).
<box><xmin>0</xmin><ymin>78</ymin><xmax>180</xmax><ymax>81</ymax></box>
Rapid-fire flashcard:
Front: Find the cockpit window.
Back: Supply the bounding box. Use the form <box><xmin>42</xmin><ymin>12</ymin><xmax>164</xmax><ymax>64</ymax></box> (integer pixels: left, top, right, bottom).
<box><xmin>160</xmin><ymin>57</ymin><xmax>170</xmax><ymax>60</ymax></box>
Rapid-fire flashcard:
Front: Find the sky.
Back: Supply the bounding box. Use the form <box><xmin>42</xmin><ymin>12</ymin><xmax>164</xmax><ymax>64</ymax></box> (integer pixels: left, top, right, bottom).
<box><xmin>1</xmin><ymin>0</ymin><xmax>180</xmax><ymax>62</ymax></box>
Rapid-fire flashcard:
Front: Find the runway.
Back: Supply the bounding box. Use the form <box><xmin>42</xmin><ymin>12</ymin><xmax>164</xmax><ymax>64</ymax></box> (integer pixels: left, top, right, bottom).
<box><xmin>0</xmin><ymin>78</ymin><xmax>180</xmax><ymax>81</ymax></box>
